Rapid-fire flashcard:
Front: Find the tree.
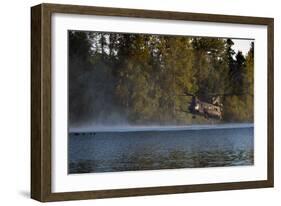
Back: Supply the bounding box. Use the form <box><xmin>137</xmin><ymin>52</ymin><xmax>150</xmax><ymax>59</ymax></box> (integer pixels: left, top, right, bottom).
<box><xmin>68</xmin><ymin>31</ymin><xmax>94</xmax><ymax>125</ymax></box>
<box><xmin>234</xmin><ymin>51</ymin><xmax>246</xmax><ymax>94</ymax></box>
<box><xmin>244</xmin><ymin>42</ymin><xmax>254</xmax><ymax>121</ymax></box>
<box><xmin>223</xmin><ymin>41</ymin><xmax>253</xmax><ymax>121</ymax></box>
<box><xmin>192</xmin><ymin>37</ymin><xmax>227</xmax><ymax>101</ymax></box>
<box><xmin>246</xmin><ymin>42</ymin><xmax>254</xmax><ymax>96</ymax></box>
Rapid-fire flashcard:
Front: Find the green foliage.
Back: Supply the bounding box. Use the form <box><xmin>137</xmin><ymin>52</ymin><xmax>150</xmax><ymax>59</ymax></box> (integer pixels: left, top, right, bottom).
<box><xmin>223</xmin><ymin>42</ymin><xmax>254</xmax><ymax>122</ymax></box>
<box><xmin>68</xmin><ymin>31</ymin><xmax>254</xmax><ymax>125</ymax></box>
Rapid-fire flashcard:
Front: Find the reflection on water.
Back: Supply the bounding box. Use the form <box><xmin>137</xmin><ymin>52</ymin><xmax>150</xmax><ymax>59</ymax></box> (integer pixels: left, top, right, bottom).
<box><xmin>68</xmin><ymin>126</ymin><xmax>254</xmax><ymax>174</ymax></box>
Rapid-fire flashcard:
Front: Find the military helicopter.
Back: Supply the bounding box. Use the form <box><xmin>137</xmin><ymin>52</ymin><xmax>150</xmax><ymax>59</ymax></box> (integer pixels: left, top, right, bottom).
<box><xmin>188</xmin><ymin>94</ymin><xmax>223</xmax><ymax>120</ymax></box>
<box><xmin>179</xmin><ymin>91</ymin><xmax>249</xmax><ymax>120</ymax></box>
<box><xmin>178</xmin><ymin>91</ymin><xmax>228</xmax><ymax>120</ymax></box>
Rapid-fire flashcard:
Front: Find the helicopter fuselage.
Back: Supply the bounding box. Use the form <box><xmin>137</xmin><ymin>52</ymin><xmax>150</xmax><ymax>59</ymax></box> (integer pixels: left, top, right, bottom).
<box><xmin>189</xmin><ymin>97</ymin><xmax>223</xmax><ymax>119</ymax></box>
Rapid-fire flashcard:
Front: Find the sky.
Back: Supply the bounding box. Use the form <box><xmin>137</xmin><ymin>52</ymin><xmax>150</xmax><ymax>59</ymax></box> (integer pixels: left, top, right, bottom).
<box><xmin>232</xmin><ymin>39</ymin><xmax>254</xmax><ymax>56</ymax></box>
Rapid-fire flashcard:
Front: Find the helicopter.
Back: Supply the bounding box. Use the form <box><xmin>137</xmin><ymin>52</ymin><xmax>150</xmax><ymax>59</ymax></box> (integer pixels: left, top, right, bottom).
<box><xmin>187</xmin><ymin>94</ymin><xmax>223</xmax><ymax>120</ymax></box>
<box><xmin>178</xmin><ymin>91</ymin><xmax>246</xmax><ymax>120</ymax></box>
<box><xmin>177</xmin><ymin>92</ymin><xmax>249</xmax><ymax>120</ymax></box>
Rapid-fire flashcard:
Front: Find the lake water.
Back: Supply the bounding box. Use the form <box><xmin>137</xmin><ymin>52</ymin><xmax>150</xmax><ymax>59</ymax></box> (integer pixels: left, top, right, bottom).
<box><xmin>68</xmin><ymin>124</ymin><xmax>254</xmax><ymax>174</ymax></box>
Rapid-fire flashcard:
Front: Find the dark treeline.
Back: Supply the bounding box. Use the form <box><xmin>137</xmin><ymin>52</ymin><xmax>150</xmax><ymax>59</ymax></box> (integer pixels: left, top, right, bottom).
<box><xmin>68</xmin><ymin>31</ymin><xmax>254</xmax><ymax>127</ymax></box>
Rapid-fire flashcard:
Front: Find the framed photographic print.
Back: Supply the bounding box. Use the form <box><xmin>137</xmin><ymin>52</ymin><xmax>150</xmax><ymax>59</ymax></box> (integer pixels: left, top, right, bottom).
<box><xmin>31</xmin><ymin>3</ymin><xmax>274</xmax><ymax>202</ymax></box>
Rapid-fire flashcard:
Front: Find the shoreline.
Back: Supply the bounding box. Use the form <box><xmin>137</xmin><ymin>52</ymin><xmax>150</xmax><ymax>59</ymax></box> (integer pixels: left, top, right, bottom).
<box><xmin>69</xmin><ymin>123</ymin><xmax>254</xmax><ymax>133</ymax></box>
